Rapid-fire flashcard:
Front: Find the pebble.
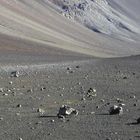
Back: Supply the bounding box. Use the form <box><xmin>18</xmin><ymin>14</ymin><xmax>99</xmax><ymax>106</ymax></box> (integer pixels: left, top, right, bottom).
<box><xmin>3</xmin><ymin>93</ymin><xmax>8</xmax><ymax>96</ymax></box>
<box><xmin>16</xmin><ymin>113</ymin><xmax>20</xmax><ymax>116</ymax></box>
<box><xmin>90</xmin><ymin>112</ymin><xmax>95</xmax><ymax>114</ymax></box>
<box><xmin>0</xmin><ymin>88</ymin><xmax>4</xmax><ymax>92</ymax></box>
<box><xmin>17</xmin><ymin>104</ymin><xmax>22</xmax><ymax>108</ymax></box>
<box><xmin>60</xmin><ymin>94</ymin><xmax>63</xmax><ymax>97</ymax></box>
<box><xmin>69</xmin><ymin>70</ymin><xmax>74</xmax><ymax>73</ymax></box>
<box><xmin>36</xmin><ymin>121</ymin><xmax>42</xmax><ymax>125</ymax></box>
<box><xmin>9</xmin><ymin>81</ymin><xmax>13</xmax><ymax>85</ymax></box>
<box><xmin>7</xmin><ymin>89</ymin><xmax>11</xmax><ymax>92</ymax></box>
<box><xmin>106</xmin><ymin>102</ymin><xmax>110</xmax><ymax>105</ymax></box>
<box><xmin>116</xmin><ymin>98</ymin><xmax>123</xmax><ymax>103</ymax></box>
<box><xmin>100</xmin><ymin>99</ymin><xmax>105</xmax><ymax>102</ymax></box>
<box><xmin>76</xmin><ymin>65</ymin><xmax>80</xmax><ymax>69</ymax></box>
<box><xmin>93</xmin><ymin>88</ymin><xmax>96</xmax><ymax>93</ymax></box>
<box><xmin>37</xmin><ymin>108</ymin><xmax>45</xmax><ymax>114</ymax></box>
<box><xmin>88</xmin><ymin>88</ymin><xmax>96</xmax><ymax>93</ymax></box>
<box><xmin>48</xmin><ymin>133</ymin><xmax>52</xmax><ymax>136</ymax></box>
<box><xmin>67</xmin><ymin>67</ymin><xmax>71</xmax><ymax>70</ymax></box>
<box><xmin>106</xmin><ymin>138</ymin><xmax>111</xmax><ymax>140</ymax></box>
<box><xmin>27</xmin><ymin>89</ymin><xmax>33</xmax><ymax>93</ymax></box>
<box><xmin>133</xmin><ymin>103</ymin><xmax>137</xmax><ymax>107</ymax></box>
<box><xmin>119</xmin><ymin>103</ymin><xmax>125</xmax><ymax>106</ymax></box>
<box><xmin>30</xmin><ymin>127</ymin><xmax>35</xmax><ymax>130</ymax></box>
<box><xmin>123</xmin><ymin>76</ymin><xmax>127</xmax><ymax>79</ymax></box>
<box><xmin>40</xmin><ymin>87</ymin><xmax>46</xmax><ymax>91</ymax></box>
<box><xmin>130</xmin><ymin>95</ymin><xmax>136</xmax><ymax>99</ymax></box>
<box><xmin>0</xmin><ymin>117</ymin><xmax>3</xmax><ymax>120</ymax></box>
<box><xmin>81</xmin><ymin>97</ymin><xmax>86</xmax><ymax>101</ymax></box>
<box><xmin>132</xmin><ymin>72</ymin><xmax>136</xmax><ymax>75</ymax></box>
<box><xmin>51</xmin><ymin>119</ymin><xmax>55</xmax><ymax>123</ymax></box>
<box><xmin>96</xmin><ymin>106</ymin><xmax>99</xmax><ymax>109</ymax></box>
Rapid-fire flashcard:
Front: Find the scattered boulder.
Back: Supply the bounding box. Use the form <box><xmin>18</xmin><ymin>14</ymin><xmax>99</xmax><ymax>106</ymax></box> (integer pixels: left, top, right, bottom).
<box><xmin>109</xmin><ymin>105</ymin><xmax>123</xmax><ymax>115</ymax></box>
<box><xmin>116</xmin><ymin>98</ymin><xmax>124</xmax><ymax>103</ymax></box>
<box><xmin>87</xmin><ymin>88</ymin><xmax>97</xmax><ymax>98</ymax></box>
<box><xmin>11</xmin><ymin>71</ymin><xmax>19</xmax><ymax>77</ymax></box>
<box><xmin>57</xmin><ymin>105</ymin><xmax>78</xmax><ymax>118</ymax></box>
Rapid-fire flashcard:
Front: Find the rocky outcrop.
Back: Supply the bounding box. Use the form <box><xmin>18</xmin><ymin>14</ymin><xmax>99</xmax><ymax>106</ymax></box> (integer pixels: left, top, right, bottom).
<box><xmin>49</xmin><ymin>0</ymin><xmax>140</xmax><ymax>37</ymax></box>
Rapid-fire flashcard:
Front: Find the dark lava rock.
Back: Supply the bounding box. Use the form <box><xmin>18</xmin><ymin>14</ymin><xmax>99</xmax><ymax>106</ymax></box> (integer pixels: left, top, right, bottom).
<box><xmin>87</xmin><ymin>88</ymin><xmax>97</xmax><ymax>98</ymax></box>
<box><xmin>123</xmin><ymin>76</ymin><xmax>127</xmax><ymax>79</ymax></box>
<box><xmin>76</xmin><ymin>65</ymin><xmax>80</xmax><ymax>69</ymax></box>
<box><xmin>57</xmin><ymin>105</ymin><xmax>78</xmax><ymax>118</ymax></box>
<box><xmin>67</xmin><ymin>67</ymin><xmax>71</xmax><ymax>70</ymax></box>
<box><xmin>109</xmin><ymin>105</ymin><xmax>123</xmax><ymax>115</ymax></box>
<box><xmin>133</xmin><ymin>103</ymin><xmax>137</xmax><ymax>107</ymax></box>
<box><xmin>17</xmin><ymin>104</ymin><xmax>22</xmax><ymax>108</ymax></box>
<box><xmin>132</xmin><ymin>72</ymin><xmax>136</xmax><ymax>75</ymax></box>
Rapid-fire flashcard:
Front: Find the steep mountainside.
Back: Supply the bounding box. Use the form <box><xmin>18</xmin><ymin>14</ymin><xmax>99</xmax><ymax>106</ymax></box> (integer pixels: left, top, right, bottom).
<box><xmin>0</xmin><ymin>0</ymin><xmax>140</xmax><ymax>63</ymax></box>
<box><xmin>49</xmin><ymin>0</ymin><xmax>140</xmax><ymax>37</ymax></box>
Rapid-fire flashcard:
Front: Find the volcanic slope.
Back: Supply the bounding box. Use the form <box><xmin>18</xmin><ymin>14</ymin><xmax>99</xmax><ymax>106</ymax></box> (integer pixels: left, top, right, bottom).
<box><xmin>0</xmin><ymin>0</ymin><xmax>140</xmax><ymax>65</ymax></box>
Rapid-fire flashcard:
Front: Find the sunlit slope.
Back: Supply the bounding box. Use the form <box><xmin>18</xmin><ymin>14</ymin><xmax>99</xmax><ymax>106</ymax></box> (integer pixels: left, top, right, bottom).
<box><xmin>49</xmin><ymin>0</ymin><xmax>140</xmax><ymax>36</ymax></box>
<box><xmin>109</xmin><ymin>0</ymin><xmax>140</xmax><ymax>25</ymax></box>
<box><xmin>0</xmin><ymin>0</ymin><xmax>140</xmax><ymax>59</ymax></box>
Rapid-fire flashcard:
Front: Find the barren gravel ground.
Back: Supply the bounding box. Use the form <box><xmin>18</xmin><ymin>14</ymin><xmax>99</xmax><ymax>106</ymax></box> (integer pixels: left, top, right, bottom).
<box><xmin>0</xmin><ymin>56</ymin><xmax>140</xmax><ymax>140</ymax></box>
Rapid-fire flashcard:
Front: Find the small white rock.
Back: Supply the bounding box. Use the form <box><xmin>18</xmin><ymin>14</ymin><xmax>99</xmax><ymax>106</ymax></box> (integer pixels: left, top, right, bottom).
<box><xmin>3</xmin><ymin>93</ymin><xmax>8</xmax><ymax>96</ymax></box>
<box><xmin>93</xmin><ymin>88</ymin><xmax>96</xmax><ymax>93</ymax></box>
<box><xmin>0</xmin><ymin>88</ymin><xmax>4</xmax><ymax>92</ymax></box>
<box><xmin>37</xmin><ymin>108</ymin><xmax>45</xmax><ymax>114</ymax></box>
<box><xmin>9</xmin><ymin>81</ymin><xmax>13</xmax><ymax>84</ymax></box>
